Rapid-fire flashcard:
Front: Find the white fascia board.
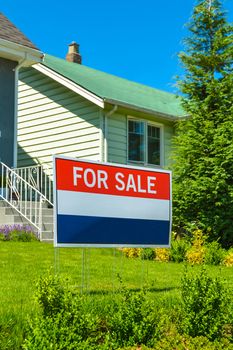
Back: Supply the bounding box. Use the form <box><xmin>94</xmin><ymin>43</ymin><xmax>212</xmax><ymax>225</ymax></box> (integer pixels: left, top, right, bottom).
<box><xmin>34</xmin><ymin>63</ymin><xmax>105</xmax><ymax>109</ymax></box>
<box><xmin>104</xmin><ymin>98</ymin><xmax>182</xmax><ymax>121</ymax></box>
<box><xmin>0</xmin><ymin>38</ymin><xmax>43</xmax><ymax>65</ymax></box>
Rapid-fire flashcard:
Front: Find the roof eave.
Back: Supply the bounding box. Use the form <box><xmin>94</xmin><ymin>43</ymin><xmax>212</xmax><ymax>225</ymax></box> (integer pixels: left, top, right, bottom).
<box><xmin>33</xmin><ymin>62</ymin><xmax>186</xmax><ymax>120</ymax></box>
<box><xmin>104</xmin><ymin>98</ymin><xmax>183</xmax><ymax>121</ymax></box>
<box><xmin>34</xmin><ymin>63</ymin><xmax>105</xmax><ymax>108</ymax></box>
<box><xmin>0</xmin><ymin>38</ymin><xmax>43</xmax><ymax>65</ymax></box>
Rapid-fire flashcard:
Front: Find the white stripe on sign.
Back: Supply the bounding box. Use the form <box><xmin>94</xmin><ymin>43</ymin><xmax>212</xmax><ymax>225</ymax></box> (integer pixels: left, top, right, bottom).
<box><xmin>57</xmin><ymin>190</ymin><xmax>170</xmax><ymax>221</ymax></box>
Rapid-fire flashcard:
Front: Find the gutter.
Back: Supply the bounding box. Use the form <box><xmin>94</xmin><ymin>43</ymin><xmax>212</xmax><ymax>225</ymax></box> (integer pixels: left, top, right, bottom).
<box><xmin>12</xmin><ymin>49</ymin><xmax>43</xmax><ymax>167</ymax></box>
<box><xmin>104</xmin><ymin>98</ymin><xmax>185</xmax><ymax>121</ymax></box>
<box><xmin>0</xmin><ymin>38</ymin><xmax>43</xmax><ymax>64</ymax></box>
<box><xmin>13</xmin><ymin>55</ymin><xmax>28</xmax><ymax>167</ymax></box>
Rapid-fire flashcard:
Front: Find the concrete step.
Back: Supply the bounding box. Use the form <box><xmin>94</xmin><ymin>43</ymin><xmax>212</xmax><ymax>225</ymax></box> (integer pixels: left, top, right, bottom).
<box><xmin>42</xmin><ymin>222</ymin><xmax>53</xmax><ymax>231</ymax></box>
<box><xmin>41</xmin><ymin>230</ymin><xmax>54</xmax><ymax>241</ymax></box>
<box><xmin>0</xmin><ymin>217</ymin><xmax>17</xmax><ymax>224</ymax></box>
<box><xmin>4</xmin><ymin>207</ymin><xmax>53</xmax><ymax>216</ymax></box>
<box><xmin>0</xmin><ymin>197</ymin><xmax>55</xmax><ymax>242</ymax></box>
<box><xmin>0</xmin><ymin>201</ymin><xmax>9</xmax><ymax>208</ymax></box>
<box><xmin>13</xmin><ymin>216</ymin><xmax>33</xmax><ymax>224</ymax></box>
<box><xmin>0</xmin><ymin>200</ymin><xmax>50</xmax><ymax>209</ymax></box>
<box><xmin>43</xmin><ymin>215</ymin><xmax>53</xmax><ymax>223</ymax></box>
<box><xmin>0</xmin><ymin>207</ymin><xmax>8</xmax><ymax>215</ymax></box>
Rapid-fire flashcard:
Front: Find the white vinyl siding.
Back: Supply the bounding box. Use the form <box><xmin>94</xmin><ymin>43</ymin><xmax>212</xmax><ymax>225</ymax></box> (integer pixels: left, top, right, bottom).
<box><xmin>164</xmin><ymin>124</ymin><xmax>174</xmax><ymax>167</ymax></box>
<box><xmin>106</xmin><ymin>112</ymin><xmax>174</xmax><ymax>168</ymax></box>
<box><xmin>107</xmin><ymin>113</ymin><xmax>127</xmax><ymax>164</ymax></box>
<box><xmin>18</xmin><ymin>68</ymin><xmax>101</xmax><ymax>170</ymax></box>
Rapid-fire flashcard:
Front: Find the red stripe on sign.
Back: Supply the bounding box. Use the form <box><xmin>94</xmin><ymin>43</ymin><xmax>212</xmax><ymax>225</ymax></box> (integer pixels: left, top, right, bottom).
<box><xmin>55</xmin><ymin>158</ymin><xmax>170</xmax><ymax>200</ymax></box>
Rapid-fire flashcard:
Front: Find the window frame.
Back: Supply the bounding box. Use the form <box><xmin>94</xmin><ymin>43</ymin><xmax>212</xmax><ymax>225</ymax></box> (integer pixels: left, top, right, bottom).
<box><xmin>127</xmin><ymin>116</ymin><xmax>164</xmax><ymax>167</ymax></box>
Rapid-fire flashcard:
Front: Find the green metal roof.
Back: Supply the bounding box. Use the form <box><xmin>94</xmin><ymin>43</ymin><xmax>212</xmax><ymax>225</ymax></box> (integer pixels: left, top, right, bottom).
<box><xmin>43</xmin><ymin>54</ymin><xmax>184</xmax><ymax>118</ymax></box>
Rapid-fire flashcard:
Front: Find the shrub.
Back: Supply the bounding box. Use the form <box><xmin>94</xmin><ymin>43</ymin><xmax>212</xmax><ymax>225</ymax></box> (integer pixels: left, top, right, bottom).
<box><xmin>139</xmin><ymin>248</ymin><xmax>155</xmax><ymax>260</ymax></box>
<box><xmin>23</xmin><ymin>275</ymin><xmax>103</xmax><ymax>350</ymax></box>
<box><xmin>191</xmin><ymin>228</ymin><xmax>206</xmax><ymax>247</ymax></box>
<box><xmin>154</xmin><ymin>333</ymin><xmax>233</xmax><ymax>350</ymax></box>
<box><xmin>171</xmin><ymin>239</ymin><xmax>191</xmax><ymax>263</ymax></box>
<box><xmin>35</xmin><ymin>274</ymin><xmax>65</xmax><ymax>317</ymax></box>
<box><xmin>24</xmin><ymin>275</ymin><xmax>160</xmax><ymax>350</ymax></box>
<box><xmin>23</xmin><ymin>303</ymin><xmax>102</xmax><ymax>350</ymax></box>
<box><xmin>118</xmin><ymin>346</ymin><xmax>153</xmax><ymax>350</ymax></box>
<box><xmin>223</xmin><ymin>249</ymin><xmax>233</xmax><ymax>267</ymax></box>
<box><xmin>186</xmin><ymin>246</ymin><xmax>206</xmax><ymax>264</ymax></box>
<box><xmin>181</xmin><ymin>268</ymin><xmax>230</xmax><ymax>340</ymax></box>
<box><xmin>0</xmin><ymin>224</ymin><xmax>38</xmax><ymax>241</ymax></box>
<box><xmin>154</xmin><ymin>248</ymin><xmax>170</xmax><ymax>262</ymax></box>
<box><xmin>122</xmin><ymin>248</ymin><xmax>141</xmax><ymax>258</ymax></box>
<box><xmin>106</xmin><ymin>287</ymin><xmax>159</xmax><ymax>348</ymax></box>
<box><xmin>186</xmin><ymin>228</ymin><xmax>206</xmax><ymax>264</ymax></box>
<box><xmin>204</xmin><ymin>241</ymin><xmax>226</xmax><ymax>265</ymax></box>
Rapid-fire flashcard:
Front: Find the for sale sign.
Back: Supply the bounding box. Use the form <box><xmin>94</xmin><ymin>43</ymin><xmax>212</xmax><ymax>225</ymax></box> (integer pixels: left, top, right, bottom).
<box><xmin>53</xmin><ymin>156</ymin><xmax>172</xmax><ymax>247</ymax></box>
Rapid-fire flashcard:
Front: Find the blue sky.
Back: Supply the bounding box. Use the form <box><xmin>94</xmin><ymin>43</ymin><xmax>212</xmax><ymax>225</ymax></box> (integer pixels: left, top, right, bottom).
<box><xmin>1</xmin><ymin>0</ymin><xmax>233</xmax><ymax>93</ymax></box>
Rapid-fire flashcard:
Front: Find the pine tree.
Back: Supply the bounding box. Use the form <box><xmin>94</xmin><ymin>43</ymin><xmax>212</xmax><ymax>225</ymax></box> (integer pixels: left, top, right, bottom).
<box><xmin>173</xmin><ymin>0</ymin><xmax>233</xmax><ymax>246</ymax></box>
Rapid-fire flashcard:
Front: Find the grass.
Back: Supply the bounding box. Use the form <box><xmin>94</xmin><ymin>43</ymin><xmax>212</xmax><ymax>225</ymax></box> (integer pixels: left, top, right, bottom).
<box><xmin>1</xmin><ymin>241</ymin><xmax>232</xmax><ymax>313</ymax></box>
<box><xmin>0</xmin><ymin>241</ymin><xmax>232</xmax><ymax>349</ymax></box>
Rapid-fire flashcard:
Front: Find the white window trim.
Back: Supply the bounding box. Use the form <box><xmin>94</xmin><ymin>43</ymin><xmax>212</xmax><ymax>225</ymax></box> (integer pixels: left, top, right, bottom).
<box><xmin>127</xmin><ymin>116</ymin><xmax>164</xmax><ymax>168</ymax></box>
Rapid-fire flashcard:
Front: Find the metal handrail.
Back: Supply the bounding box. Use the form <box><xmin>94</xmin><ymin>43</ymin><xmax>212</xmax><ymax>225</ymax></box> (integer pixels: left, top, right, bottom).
<box><xmin>13</xmin><ymin>164</ymin><xmax>53</xmax><ymax>206</ymax></box>
<box><xmin>0</xmin><ymin>162</ymin><xmax>50</xmax><ymax>240</ymax></box>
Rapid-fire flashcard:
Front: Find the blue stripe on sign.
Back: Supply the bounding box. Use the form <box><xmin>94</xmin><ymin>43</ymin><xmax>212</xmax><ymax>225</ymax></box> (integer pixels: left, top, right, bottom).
<box><xmin>57</xmin><ymin>214</ymin><xmax>170</xmax><ymax>245</ymax></box>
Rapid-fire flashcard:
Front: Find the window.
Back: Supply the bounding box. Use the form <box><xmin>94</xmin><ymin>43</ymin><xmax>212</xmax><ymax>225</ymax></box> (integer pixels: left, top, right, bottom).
<box><xmin>128</xmin><ymin>119</ymin><xmax>162</xmax><ymax>166</ymax></box>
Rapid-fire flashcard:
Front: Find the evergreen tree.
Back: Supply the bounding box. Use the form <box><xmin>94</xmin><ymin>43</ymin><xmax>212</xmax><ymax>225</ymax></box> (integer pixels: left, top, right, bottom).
<box><xmin>173</xmin><ymin>0</ymin><xmax>233</xmax><ymax>246</ymax></box>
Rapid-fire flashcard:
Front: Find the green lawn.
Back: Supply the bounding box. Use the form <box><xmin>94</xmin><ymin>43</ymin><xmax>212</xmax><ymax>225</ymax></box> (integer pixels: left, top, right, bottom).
<box><xmin>0</xmin><ymin>241</ymin><xmax>232</xmax><ymax>319</ymax></box>
<box><xmin>0</xmin><ymin>242</ymin><xmax>232</xmax><ymax>349</ymax></box>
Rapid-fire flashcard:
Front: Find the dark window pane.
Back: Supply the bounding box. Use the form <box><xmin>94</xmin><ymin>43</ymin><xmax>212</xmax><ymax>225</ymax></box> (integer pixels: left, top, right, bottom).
<box><xmin>147</xmin><ymin>125</ymin><xmax>160</xmax><ymax>165</ymax></box>
<box><xmin>148</xmin><ymin>125</ymin><xmax>152</xmax><ymax>137</ymax></box>
<box><xmin>128</xmin><ymin>120</ymin><xmax>145</xmax><ymax>162</ymax></box>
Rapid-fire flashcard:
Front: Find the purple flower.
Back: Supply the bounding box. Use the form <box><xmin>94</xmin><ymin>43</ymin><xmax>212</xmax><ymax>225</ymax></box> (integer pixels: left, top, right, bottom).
<box><xmin>0</xmin><ymin>224</ymin><xmax>39</xmax><ymax>241</ymax></box>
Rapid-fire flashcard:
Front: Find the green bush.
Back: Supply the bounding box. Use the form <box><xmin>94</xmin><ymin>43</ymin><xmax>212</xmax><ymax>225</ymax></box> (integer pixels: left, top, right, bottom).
<box><xmin>106</xmin><ymin>287</ymin><xmax>159</xmax><ymax>348</ymax></box>
<box><xmin>118</xmin><ymin>346</ymin><xmax>153</xmax><ymax>350</ymax></box>
<box><xmin>181</xmin><ymin>268</ymin><xmax>230</xmax><ymax>340</ymax></box>
<box><xmin>139</xmin><ymin>248</ymin><xmax>155</xmax><ymax>260</ymax></box>
<box><xmin>35</xmin><ymin>274</ymin><xmax>65</xmax><ymax>317</ymax></box>
<box><xmin>153</xmin><ymin>333</ymin><xmax>233</xmax><ymax>350</ymax></box>
<box><xmin>204</xmin><ymin>241</ymin><xmax>226</xmax><ymax>265</ymax></box>
<box><xmin>23</xmin><ymin>272</ymin><xmax>233</xmax><ymax>349</ymax></box>
<box><xmin>23</xmin><ymin>275</ymin><xmax>103</xmax><ymax>350</ymax></box>
<box><xmin>23</xmin><ymin>275</ymin><xmax>160</xmax><ymax>350</ymax></box>
<box><xmin>171</xmin><ymin>239</ymin><xmax>191</xmax><ymax>263</ymax></box>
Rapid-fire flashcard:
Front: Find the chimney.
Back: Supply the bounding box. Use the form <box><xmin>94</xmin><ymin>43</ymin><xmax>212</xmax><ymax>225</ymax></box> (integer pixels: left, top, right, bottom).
<box><xmin>66</xmin><ymin>42</ymin><xmax>82</xmax><ymax>64</ymax></box>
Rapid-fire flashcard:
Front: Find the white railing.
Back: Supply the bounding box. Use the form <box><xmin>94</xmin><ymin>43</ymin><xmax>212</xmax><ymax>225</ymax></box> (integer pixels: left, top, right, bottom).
<box><xmin>0</xmin><ymin>162</ymin><xmax>49</xmax><ymax>240</ymax></box>
<box><xmin>14</xmin><ymin>164</ymin><xmax>53</xmax><ymax>206</ymax></box>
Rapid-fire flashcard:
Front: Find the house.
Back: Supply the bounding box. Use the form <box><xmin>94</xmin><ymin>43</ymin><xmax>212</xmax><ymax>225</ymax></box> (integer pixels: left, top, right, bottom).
<box><xmin>18</xmin><ymin>46</ymin><xmax>184</xmax><ymax>175</ymax></box>
<box><xmin>0</xmin><ymin>12</ymin><xmax>43</xmax><ymax>167</ymax></box>
<box><xmin>0</xmin><ymin>13</ymin><xmax>184</xmax><ymax>240</ymax></box>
